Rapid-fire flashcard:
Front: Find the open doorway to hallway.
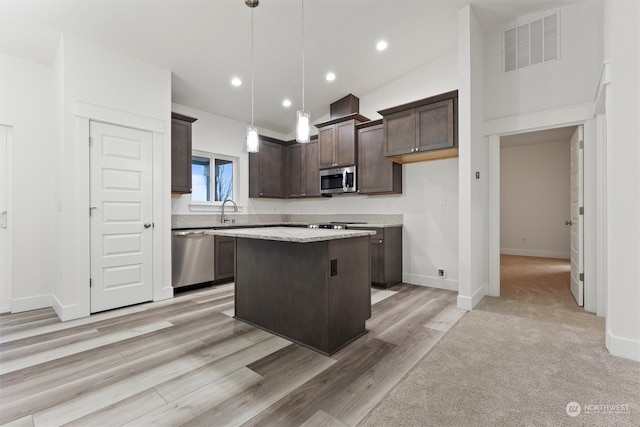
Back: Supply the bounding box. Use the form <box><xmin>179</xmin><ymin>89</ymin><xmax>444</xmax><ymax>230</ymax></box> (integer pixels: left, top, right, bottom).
<box><xmin>499</xmin><ymin>126</ymin><xmax>581</xmax><ymax>308</ymax></box>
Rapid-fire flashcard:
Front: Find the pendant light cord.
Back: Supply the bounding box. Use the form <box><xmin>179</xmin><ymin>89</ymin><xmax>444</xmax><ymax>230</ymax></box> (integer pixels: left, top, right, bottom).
<box><xmin>251</xmin><ymin>6</ymin><xmax>255</xmax><ymax>127</ymax></box>
<box><xmin>301</xmin><ymin>0</ymin><xmax>305</xmax><ymax>112</ymax></box>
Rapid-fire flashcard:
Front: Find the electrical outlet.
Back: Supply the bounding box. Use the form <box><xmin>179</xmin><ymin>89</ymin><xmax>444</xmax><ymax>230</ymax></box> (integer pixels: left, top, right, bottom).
<box><xmin>438</xmin><ymin>269</ymin><xmax>446</xmax><ymax>278</ymax></box>
<box><xmin>439</xmin><ymin>202</ymin><xmax>445</xmax><ymax>211</ymax></box>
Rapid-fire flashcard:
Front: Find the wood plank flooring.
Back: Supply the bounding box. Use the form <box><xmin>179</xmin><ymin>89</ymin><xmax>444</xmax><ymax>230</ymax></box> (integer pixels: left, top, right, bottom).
<box><xmin>0</xmin><ymin>283</ymin><xmax>465</xmax><ymax>427</ymax></box>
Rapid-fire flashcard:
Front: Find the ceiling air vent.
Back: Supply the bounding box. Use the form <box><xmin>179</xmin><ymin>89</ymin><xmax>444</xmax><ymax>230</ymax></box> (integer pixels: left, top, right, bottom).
<box><xmin>504</xmin><ymin>12</ymin><xmax>559</xmax><ymax>73</ymax></box>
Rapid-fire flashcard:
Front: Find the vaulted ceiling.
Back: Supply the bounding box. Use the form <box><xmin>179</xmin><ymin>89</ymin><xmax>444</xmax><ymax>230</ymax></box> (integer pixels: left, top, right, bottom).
<box><xmin>0</xmin><ymin>0</ymin><xmax>583</xmax><ymax>135</ymax></box>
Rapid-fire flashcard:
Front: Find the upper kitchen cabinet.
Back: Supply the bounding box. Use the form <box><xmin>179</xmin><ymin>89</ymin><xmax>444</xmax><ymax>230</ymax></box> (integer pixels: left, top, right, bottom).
<box><xmin>357</xmin><ymin>120</ymin><xmax>402</xmax><ymax>195</ymax></box>
<box><xmin>171</xmin><ymin>112</ymin><xmax>197</xmax><ymax>193</ymax></box>
<box><xmin>316</xmin><ymin>114</ymin><xmax>369</xmax><ymax>169</ymax></box>
<box><xmin>284</xmin><ymin>139</ymin><xmax>321</xmax><ymax>198</ymax></box>
<box><xmin>249</xmin><ymin>137</ymin><xmax>284</xmax><ymax>198</ymax></box>
<box><xmin>379</xmin><ymin>90</ymin><xmax>458</xmax><ymax>164</ymax></box>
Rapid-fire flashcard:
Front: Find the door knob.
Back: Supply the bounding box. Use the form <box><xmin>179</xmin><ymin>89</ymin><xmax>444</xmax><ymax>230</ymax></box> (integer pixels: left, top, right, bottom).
<box><xmin>144</xmin><ymin>223</ymin><xmax>152</xmax><ymax>228</ymax></box>
<box><xmin>565</xmin><ymin>220</ymin><xmax>573</xmax><ymax>226</ymax></box>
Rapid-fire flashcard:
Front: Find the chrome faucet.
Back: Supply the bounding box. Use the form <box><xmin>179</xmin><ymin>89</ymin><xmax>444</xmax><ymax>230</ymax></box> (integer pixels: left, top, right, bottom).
<box><xmin>221</xmin><ymin>199</ymin><xmax>238</xmax><ymax>223</ymax></box>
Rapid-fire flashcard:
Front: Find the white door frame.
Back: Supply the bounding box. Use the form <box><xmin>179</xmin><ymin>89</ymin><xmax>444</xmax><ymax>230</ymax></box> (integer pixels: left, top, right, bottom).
<box><xmin>485</xmin><ymin>103</ymin><xmax>597</xmax><ymax>309</ymax></box>
<box><xmin>56</xmin><ymin>101</ymin><xmax>172</xmax><ymax>321</ymax></box>
<box><xmin>0</xmin><ymin>125</ymin><xmax>13</xmax><ymax>313</ymax></box>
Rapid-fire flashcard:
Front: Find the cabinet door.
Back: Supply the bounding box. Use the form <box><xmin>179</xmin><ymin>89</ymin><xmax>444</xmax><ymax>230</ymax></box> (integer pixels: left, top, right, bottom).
<box><xmin>171</xmin><ymin>118</ymin><xmax>192</xmax><ymax>193</ymax></box>
<box><xmin>370</xmin><ymin>236</ymin><xmax>385</xmax><ymax>284</ymax></box>
<box><xmin>304</xmin><ymin>141</ymin><xmax>321</xmax><ymax>197</ymax></box>
<box><xmin>335</xmin><ymin>120</ymin><xmax>356</xmax><ymax>166</ymax></box>
<box><xmin>318</xmin><ymin>126</ymin><xmax>336</xmax><ymax>168</ymax></box>
<box><xmin>384</xmin><ymin>110</ymin><xmax>416</xmax><ymax>157</ymax></box>
<box><xmin>259</xmin><ymin>141</ymin><xmax>284</xmax><ymax>198</ymax></box>
<box><xmin>358</xmin><ymin>123</ymin><xmax>402</xmax><ymax>194</ymax></box>
<box><xmin>416</xmin><ymin>99</ymin><xmax>454</xmax><ymax>152</ymax></box>
<box><xmin>286</xmin><ymin>144</ymin><xmax>304</xmax><ymax>198</ymax></box>
<box><xmin>215</xmin><ymin>235</ymin><xmax>235</xmax><ymax>281</ymax></box>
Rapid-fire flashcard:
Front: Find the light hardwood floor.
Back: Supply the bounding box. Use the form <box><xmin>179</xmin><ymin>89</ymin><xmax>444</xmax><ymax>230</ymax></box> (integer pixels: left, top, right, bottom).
<box><xmin>0</xmin><ymin>283</ymin><xmax>465</xmax><ymax>427</ymax></box>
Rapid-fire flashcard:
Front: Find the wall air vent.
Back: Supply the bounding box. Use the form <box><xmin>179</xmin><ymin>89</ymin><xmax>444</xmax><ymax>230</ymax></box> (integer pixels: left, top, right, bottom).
<box><xmin>504</xmin><ymin>12</ymin><xmax>559</xmax><ymax>73</ymax></box>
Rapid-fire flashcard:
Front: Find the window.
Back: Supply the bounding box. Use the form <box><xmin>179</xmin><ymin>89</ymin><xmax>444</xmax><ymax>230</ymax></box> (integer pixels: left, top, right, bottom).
<box><xmin>191</xmin><ymin>150</ymin><xmax>238</xmax><ymax>203</ymax></box>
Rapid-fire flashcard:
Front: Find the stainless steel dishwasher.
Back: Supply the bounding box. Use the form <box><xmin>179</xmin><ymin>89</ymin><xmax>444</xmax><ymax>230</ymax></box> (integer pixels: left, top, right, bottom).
<box><xmin>172</xmin><ymin>229</ymin><xmax>216</xmax><ymax>288</ymax></box>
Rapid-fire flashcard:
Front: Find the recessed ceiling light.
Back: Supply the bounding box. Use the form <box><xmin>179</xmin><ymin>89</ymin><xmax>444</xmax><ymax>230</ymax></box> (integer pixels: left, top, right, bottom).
<box><xmin>326</xmin><ymin>72</ymin><xmax>336</xmax><ymax>82</ymax></box>
<box><xmin>376</xmin><ymin>40</ymin><xmax>388</xmax><ymax>51</ymax></box>
<box><xmin>231</xmin><ymin>77</ymin><xmax>242</xmax><ymax>86</ymax></box>
<box><xmin>282</xmin><ymin>99</ymin><xmax>292</xmax><ymax>107</ymax></box>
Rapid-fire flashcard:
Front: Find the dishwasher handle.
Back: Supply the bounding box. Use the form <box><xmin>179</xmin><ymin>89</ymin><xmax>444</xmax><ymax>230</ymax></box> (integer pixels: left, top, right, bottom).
<box><xmin>173</xmin><ymin>230</ymin><xmax>206</xmax><ymax>236</ymax></box>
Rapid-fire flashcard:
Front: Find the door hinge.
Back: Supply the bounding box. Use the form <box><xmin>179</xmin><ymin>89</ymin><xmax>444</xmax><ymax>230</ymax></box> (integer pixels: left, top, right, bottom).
<box><xmin>579</xmin><ymin>140</ymin><xmax>584</xmax><ymax>149</ymax></box>
<box><xmin>579</xmin><ymin>207</ymin><xmax>584</xmax><ymax>215</ymax></box>
<box><xmin>89</xmin><ymin>136</ymin><xmax>93</xmax><ymax>146</ymax></box>
<box><xmin>89</xmin><ymin>278</ymin><xmax>92</xmax><ymax>287</ymax></box>
<box><xmin>579</xmin><ymin>272</ymin><xmax>584</xmax><ymax>282</ymax></box>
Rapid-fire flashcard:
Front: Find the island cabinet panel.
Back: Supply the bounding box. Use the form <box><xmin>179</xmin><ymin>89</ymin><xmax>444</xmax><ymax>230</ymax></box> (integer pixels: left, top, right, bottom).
<box><xmin>380</xmin><ymin>90</ymin><xmax>458</xmax><ymax>164</ymax></box>
<box><xmin>357</xmin><ymin>120</ymin><xmax>402</xmax><ymax>194</ymax></box>
<box><xmin>234</xmin><ymin>236</ymin><xmax>371</xmax><ymax>355</ymax></box>
<box><xmin>171</xmin><ymin>112</ymin><xmax>197</xmax><ymax>193</ymax></box>
<box><xmin>249</xmin><ymin>138</ymin><xmax>284</xmax><ymax>198</ymax></box>
<box><xmin>214</xmin><ymin>235</ymin><xmax>235</xmax><ymax>281</ymax></box>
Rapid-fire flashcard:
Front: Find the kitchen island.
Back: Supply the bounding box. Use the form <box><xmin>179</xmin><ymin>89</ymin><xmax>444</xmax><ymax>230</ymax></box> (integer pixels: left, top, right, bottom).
<box><xmin>211</xmin><ymin>226</ymin><xmax>375</xmax><ymax>355</ymax></box>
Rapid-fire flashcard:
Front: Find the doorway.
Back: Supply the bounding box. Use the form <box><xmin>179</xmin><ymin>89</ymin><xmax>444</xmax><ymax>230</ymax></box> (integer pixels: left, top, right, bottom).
<box><xmin>493</xmin><ymin>124</ymin><xmax>587</xmax><ymax>308</ymax></box>
<box><xmin>89</xmin><ymin>121</ymin><xmax>154</xmax><ymax>313</ymax></box>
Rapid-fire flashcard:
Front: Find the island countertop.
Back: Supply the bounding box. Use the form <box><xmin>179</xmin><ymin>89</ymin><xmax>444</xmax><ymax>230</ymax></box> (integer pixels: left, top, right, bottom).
<box><xmin>209</xmin><ymin>226</ymin><xmax>375</xmax><ymax>243</ymax></box>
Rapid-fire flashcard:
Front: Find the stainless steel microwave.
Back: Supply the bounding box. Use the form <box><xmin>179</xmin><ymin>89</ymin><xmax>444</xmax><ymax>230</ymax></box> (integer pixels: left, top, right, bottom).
<box><xmin>320</xmin><ymin>166</ymin><xmax>357</xmax><ymax>195</ymax></box>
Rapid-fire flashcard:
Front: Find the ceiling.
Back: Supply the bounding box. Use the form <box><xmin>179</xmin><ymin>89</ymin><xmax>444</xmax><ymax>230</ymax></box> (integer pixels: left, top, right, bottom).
<box><xmin>0</xmin><ymin>0</ymin><xmax>583</xmax><ymax>137</ymax></box>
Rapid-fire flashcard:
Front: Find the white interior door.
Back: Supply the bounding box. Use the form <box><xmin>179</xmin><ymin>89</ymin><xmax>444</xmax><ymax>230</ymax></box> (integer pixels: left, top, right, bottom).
<box><xmin>90</xmin><ymin>121</ymin><xmax>153</xmax><ymax>313</ymax></box>
<box><xmin>0</xmin><ymin>127</ymin><xmax>10</xmax><ymax>313</ymax></box>
<box><xmin>569</xmin><ymin>126</ymin><xmax>584</xmax><ymax>306</ymax></box>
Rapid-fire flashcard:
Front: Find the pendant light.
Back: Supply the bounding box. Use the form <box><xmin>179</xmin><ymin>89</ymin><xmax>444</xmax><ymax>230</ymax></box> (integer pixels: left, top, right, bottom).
<box><xmin>296</xmin><ymin>0</ymin><xmax>310</xmax><ymax>143</ymax></box>
<box><xmin>246</xmin><ymin>0</ymin><xmax>259</xmax><ymax>153</ymax></box>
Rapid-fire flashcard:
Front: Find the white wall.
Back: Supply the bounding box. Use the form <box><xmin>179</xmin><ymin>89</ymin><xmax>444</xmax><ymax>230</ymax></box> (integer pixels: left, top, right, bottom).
<box><xmin>603</xmin><ymin>0</ymin><xmax>640</xmax><ymax>362</ymax></box>
<box><xmin>483</xmin><ymin>1</ymin><xmax>603</xmax><ymax>120</ymax></box>
<box><xmin>458</xmin><ymin>5</ymin><xmax>489</xmax><ymax>310</ymax></box>
<box><xmin>0</xmin><ymin>52</ymin><xmax>56</xmax><ymax>312</ymax></box>
<box><xmin>54</xmin><ymin>34</ymin><xmax>172</xmax><ymax>320</ymax></box>
<box><xmin>500</xmin><ymin>140</ymin><xmax>571</xmax><ymax>259</ymax></box>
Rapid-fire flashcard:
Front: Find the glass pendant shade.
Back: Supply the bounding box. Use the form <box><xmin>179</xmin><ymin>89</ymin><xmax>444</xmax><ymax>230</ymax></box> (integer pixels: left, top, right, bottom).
<box><xmin>296</xmin><ymin>110</ymin><xmax>310</xmax><ymax>143</ymax></box>
<box><xmin>246</xmin><ymin>126</ymin><xmax>259</xmax><ymax>153</ymax></box>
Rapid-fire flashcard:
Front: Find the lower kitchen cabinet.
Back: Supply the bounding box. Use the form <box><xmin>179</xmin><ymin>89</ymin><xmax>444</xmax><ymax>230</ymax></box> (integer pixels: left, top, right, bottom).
<box><xmin>368</xmin><ymin>226</ymin><xmax>402</xmax><ymax>288</ymax></box>
<box><xmin>214</xmin><ymin>235</ymin><xmax>235</xmax><ymax>281</ymax></box>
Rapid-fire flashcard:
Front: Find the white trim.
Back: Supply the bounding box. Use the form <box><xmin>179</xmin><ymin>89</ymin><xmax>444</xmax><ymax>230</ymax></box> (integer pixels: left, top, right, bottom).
<box><xmin>500</xmin><ymin>248</ymin><xmax>570</xmax><ymax>259</ymax></box>
<box><xmin>402</xmin><ymin>273</ymin><xmax>458</xmax><ymax>291</ymax></box>
<box><xmin>488</xmin><ymin>135</ymin><xmax>500</xmax><ymax>297</ymax></box>
<box><xmin>593</xmin><ymin>61</ymin><xmax>611</xmax><ymax>115</ymax></box>
<box><xmin>11</xmin><ymin>294</ymin><xmax>52</xmax><ymax>313</ymax></box>
<box><xmin>484</xmin><ymin>103</ymin><xmax>593</xmax><ymax>136</ymax></box>
<box><xmin>0</xmin><ymin>125</ymin><xmax>13</xmax><ymax>313</ymax></box>
<box><xmin>75</xmin><ymin>100</ymin><xmax>164</xmax><ymax>133</ymax></box>
<box><xmin>606</xmin><ymin>331</ymin><xmax>640</xmax><ymax>363</ymax></box>
<box><xmin>457</xmin><ymin>283</ymin><xmax>487</xmax><ymax>311</ymax></box>
<box><xmin>57</xmin><ymin>101</ymin><xmax>170</xmax><ymax>321</ymax></box>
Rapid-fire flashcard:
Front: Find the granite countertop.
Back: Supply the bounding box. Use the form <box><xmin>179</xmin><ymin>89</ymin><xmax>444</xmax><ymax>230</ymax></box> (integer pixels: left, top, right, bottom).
<box><xmin>209</xmin><ymin>226</ymin><xmax>376</xmax><ymax>243</ymax></box>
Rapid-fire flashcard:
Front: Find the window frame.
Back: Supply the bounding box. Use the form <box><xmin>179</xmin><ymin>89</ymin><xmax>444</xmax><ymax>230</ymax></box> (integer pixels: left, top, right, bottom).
<box><xmin>190</xmin><ymin>149</ymin><xmax>239</xmax><ymax>208</ymax></box>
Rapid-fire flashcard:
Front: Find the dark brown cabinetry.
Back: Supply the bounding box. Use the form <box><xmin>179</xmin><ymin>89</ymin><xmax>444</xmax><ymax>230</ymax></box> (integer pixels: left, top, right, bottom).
<box><xmin>316</xmin><ymin>114</ymin><xmax>368</xmax><ymax>168</ymax></box>
<box><xmin>285</xmin><ymin>140</ymin><xmax>320</xmax><ymax>198</ymax></box>
<box><xmin>379</xmin><ymin>90</ymin><xmax>458</xmax><ymax>164</ymax></box>
<box><xmin>357</xmin><ymin>120</ymin><xmax>402</xmax><ymax>195</ymax></box>
<box><xmin>365</xmin><ymin>226</ymin><xmax>402</xmax><ymax>288</ymax></box>
<box><xmin>171</xmin><ymin>112</ymin><xmax>197</xmax><ymax>193</ymax></box>
<box><xmin>214</xmin><ymin>235</ymin><xmax>235</xmax><ymax>281</ymax></box>
<box><xmin>249</xmin><ymin>137</ymin><xmax>284</xmax><ymax>198</ymax></box>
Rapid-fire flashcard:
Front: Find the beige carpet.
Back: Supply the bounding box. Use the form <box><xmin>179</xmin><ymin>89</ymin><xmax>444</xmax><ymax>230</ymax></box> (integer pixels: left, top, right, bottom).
<box><xmin>360</xmin><ymin>255</ymin><xmax>640</xmax><ymax>426</ymax></box>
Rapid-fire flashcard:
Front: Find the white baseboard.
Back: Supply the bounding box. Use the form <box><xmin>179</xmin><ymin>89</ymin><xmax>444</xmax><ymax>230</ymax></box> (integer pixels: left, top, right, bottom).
<box><xmin>11</xmin><ymin>294</ymin><xmax>52</xmax><ymax>313</ymax></box>
<box><xmin>501</xmin><ymin>248</ymin><xmax>570</xmax><ymax>259</ymax></box>
<box><xmin>457</xmin><ymin>283</ymin><xmax>487</xmax><ymax>311</ymax></box>
<box><xmin>606</xmin><ymin>330</ymin><xmax>640</xmax><ymax>362</ymax></box>
<box><xmin>51</xmin><ymin>294</ymin><xmax>90</xmax><ymax>321</ymax></box>
<box><xmin>403</xmin><ymin>273</ymin><xmax>458</xmax><ymax>291</ymax></box>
